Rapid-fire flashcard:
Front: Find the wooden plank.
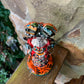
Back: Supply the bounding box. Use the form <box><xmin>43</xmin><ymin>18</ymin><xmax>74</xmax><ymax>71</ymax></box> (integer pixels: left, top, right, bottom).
<box><xmin>6</xmin><ymin>45</ymin><xmax>68</xmax><ymax>84</ymax></box>
<box><xmin>66</xmin><ymin>76</ymin><xmax>84</xmax><ymax>84</ymax></box>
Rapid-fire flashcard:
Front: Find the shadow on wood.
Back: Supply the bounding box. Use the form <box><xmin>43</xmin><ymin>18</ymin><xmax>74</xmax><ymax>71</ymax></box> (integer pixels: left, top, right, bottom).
<box><xmin>6</xmin><ymin>45</ymin><xmax>68</xmax><ymax>84</ymax></box>
<box><xmin>66</xmin><ymin>76</ymin><xmax>84</xmax><ymax>84</ymax></box>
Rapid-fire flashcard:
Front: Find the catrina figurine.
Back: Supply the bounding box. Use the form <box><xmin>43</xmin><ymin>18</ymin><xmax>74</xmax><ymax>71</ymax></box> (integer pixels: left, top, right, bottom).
<box><xmin>24</xmin><ymin>22</ymin><xmax>57</xmax><ymax>76</ymax></box>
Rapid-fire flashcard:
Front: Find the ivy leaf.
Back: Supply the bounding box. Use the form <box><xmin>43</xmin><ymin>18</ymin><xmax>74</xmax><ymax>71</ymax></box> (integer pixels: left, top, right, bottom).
<box><xmin>0</xmin><ymin>21</ymin><xmax>5</xmax><ymax>30</ymax></box>
<box><xmin>0</xmin><ymin>54</ymin><xmax>6</xmax><ymax>62</ymax></box>
<box><xmin>9</xmin><ymin>57</ymin><xmax>13</xmax><ymax>64</ymax></box>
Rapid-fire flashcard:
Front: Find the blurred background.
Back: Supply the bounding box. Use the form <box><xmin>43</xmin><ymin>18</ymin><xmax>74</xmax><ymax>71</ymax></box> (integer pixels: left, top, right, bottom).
<box><xmin>0</xmin><ymin>2</ymin><xmax>25</xmax><ymax>84</ymax></box>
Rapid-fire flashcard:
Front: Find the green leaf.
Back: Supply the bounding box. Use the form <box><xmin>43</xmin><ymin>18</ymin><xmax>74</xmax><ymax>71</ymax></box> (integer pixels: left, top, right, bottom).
<box><xmin>0</xmin><ymin>55</ymin><xmax>6</xmax><ymax>62</ymax></box>
<box><xmin>9</xmin><ymin>57</ymin><xmax>13</xmax><ymax>63</ymax></box>
<box><xmin>0</xmin><ymin>69</ymin><xmax>8</xmax><ymax>83</ymax></box>
<box><xmin>0</xmin><ymin>21</ymin><xmax>6</xmax><ymax>30</ymax></box>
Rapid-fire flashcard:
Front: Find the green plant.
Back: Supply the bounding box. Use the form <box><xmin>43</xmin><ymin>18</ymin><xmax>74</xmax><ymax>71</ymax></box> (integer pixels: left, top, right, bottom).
<box><xmin>0</xmin><ymin>1</ymin><xmax>25</xmax><ymax>84</ymax></box>
<box><xmin>0</xmin><ymin>69</ymin><xmax>9</xmax><ymax>84</ymax></box>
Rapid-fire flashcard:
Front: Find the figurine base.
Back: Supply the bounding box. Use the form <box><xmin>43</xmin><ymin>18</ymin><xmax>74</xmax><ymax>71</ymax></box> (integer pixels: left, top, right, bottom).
<box><xmin>27</xmin><ymin>55</ymin><xmax>53</xmax><ymax>76</ymax></box>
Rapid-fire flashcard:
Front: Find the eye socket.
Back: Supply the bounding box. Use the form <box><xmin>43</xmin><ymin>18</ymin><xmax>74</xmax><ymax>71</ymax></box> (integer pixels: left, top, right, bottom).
<box><xmin>25</xmin><ymin>28</ymin><xmax>28</xmax><ymax>31</ymax></box>
<box><xmin>34</xmin><ymin>47</ymin><xmax>38</xmax><ymax>51</ymax></box>
<box><xmin>25</xmin><ymin>28</ymin><xmax>30</xmax><ymax>32</ymax></box>
<box><xmin>35</xmin><ymin>48</ymin><xmax>38</xmax><ymax>51</ymax></box>
<box><xmin>28</xmin><ymin>29</ymin><xmax>30</xmax><ymax>31</ymax></box>
<box><xmin>43</xmin><ymin>48</ymin><xmax>46</xmax><ymax>51</ymax></box>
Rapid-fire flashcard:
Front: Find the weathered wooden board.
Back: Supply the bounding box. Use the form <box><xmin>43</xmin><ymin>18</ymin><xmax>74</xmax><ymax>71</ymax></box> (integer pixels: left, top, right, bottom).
<box><xmin>66</xmin><ymin>76</ymin><xmax>84</xmax><ymax>84</ymax></box>
<box><xmin>6</xmin><ymin>45</ymin><xmax>68</xmax><ymax>84</ymax></box>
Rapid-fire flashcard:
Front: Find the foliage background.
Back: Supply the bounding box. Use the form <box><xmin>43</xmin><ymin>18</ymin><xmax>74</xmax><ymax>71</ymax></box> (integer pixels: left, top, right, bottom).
<box><xmin>0</xmin><ymin>2</ymin><xmax>25</xmax><ymax>84</ymax></box>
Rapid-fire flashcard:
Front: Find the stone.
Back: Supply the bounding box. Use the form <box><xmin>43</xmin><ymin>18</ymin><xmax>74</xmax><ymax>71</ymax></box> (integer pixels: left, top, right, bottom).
<box><xmin>68</xmin><ymin>29</ymin><xmax>80</xmax><ymax>38</ymax></box>
<box><xmin>1</xmin><ymin>0</ymin><xmax>31</xmax><ymax>54</ymax></box>
<box><xmin>59</xmin><ymin>20</ymin><xmax>84</xmax><ymax>78</ymax></box>
<box><xmin>55</xmin><ymin>73</ymin><xmax>71</xmax><ymax>84</ymax></box>
<box><xmin>1</xmin><ymin>0</ymin><xmax>30</xmax><ymax>19</ymax></box>
<box><xmin>47</xmin><ymin>0</ymin><xmax>72</xmax><ymax>6</ymax></box>
<box><xmin>9</xmin><ymin>11</ymin><xmax>30</xmax><ymax>54</ymax></box>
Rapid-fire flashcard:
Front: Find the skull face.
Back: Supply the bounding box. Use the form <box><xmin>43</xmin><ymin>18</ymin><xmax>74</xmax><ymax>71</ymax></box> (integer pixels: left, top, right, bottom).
<box><xmin>31</xmin><ymin>37</ymin><xmax>47</xmax><ymax>47</ymax></box>
<box><xmin>31</xmin><ymin>37</ymin><xmax>48</xmax><ymax>54</ymax></box>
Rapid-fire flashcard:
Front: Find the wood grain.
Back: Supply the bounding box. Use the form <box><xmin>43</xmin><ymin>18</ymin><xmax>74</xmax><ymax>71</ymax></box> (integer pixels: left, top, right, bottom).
<box><xmin>6</xmin><ymin>45</ymin><xmax>68</xmax><ymax>84</ymax></box>
<box><xmin>66</xmin><ymin>76</ymin><xmax>84</xmax><ymax>84</ymax></box>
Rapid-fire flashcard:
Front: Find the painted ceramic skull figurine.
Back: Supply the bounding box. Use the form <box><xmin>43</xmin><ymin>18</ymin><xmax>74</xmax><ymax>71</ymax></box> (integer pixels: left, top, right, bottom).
<box><xmin>24</xmin><ymin>22</ymin><xmax>57</xmax><ymax>76</ymax></box>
